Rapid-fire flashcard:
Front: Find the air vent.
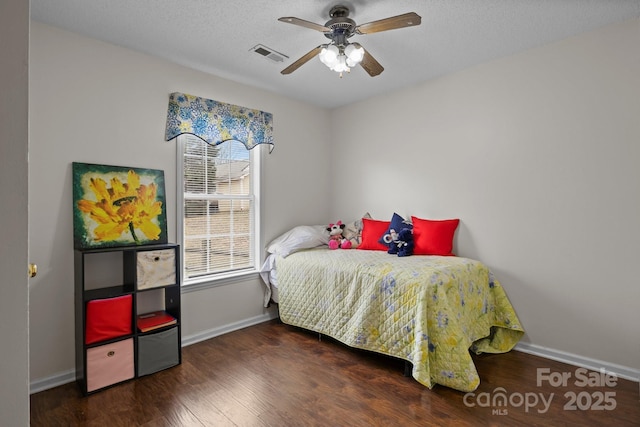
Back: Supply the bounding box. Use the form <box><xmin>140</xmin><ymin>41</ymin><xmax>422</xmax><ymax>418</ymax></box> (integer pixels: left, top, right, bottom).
<box><xmin>250</xmin><ymin>44</ymin><xmax>288</xmax><ymax>63</ymax></box>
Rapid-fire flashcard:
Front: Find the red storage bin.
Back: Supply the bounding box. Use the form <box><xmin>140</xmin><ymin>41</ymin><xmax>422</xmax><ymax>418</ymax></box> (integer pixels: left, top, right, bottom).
<box><xmin>85</xmin><ymin>295</ymin><xmax>133</xmax><ymax>345</ymax></box>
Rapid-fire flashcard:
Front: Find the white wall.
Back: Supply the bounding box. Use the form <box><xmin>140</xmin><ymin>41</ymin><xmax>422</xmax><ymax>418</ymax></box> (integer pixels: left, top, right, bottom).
<box><xmin>29</xmin><ymin>17</ymin><xmax>640</xmax><ymax>389</ymax></box>
<box><xmin>0</xmin><ymin>0</ymin><xmax>30</xmax><ymax>422</ymax></box>
<box><xmin>330</xmin><ymin>19</ymin><xmax>640</xmax><ymax>370</ymax></box>
<box><xmin>28</xmin><ymin>22</ymin><xmax>331</xmax><ymax>385</ymax></box>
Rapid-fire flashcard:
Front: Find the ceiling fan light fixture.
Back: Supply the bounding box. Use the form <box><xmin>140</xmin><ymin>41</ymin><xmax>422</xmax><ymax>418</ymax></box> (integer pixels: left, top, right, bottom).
<box><xmin>319</xmin><ymin>42</ymin><xmax>362</xmax><ymax>75</ymax></box>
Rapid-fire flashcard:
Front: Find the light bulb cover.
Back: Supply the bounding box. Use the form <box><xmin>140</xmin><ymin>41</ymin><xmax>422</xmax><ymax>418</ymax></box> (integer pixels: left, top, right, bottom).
<box><xmin>344</xmin><ymin>43</ymin><xmax>364</xmax><ymax>64</ymax></box>
<box><xmin>331</xmin><ymin>55</ymin><xmax>349</xmax><ymax>72</ymax></box>
<box><xmin>319</xmin><ymin>44</ymin><xmax>340</xmax><ymax>67</ymax></box>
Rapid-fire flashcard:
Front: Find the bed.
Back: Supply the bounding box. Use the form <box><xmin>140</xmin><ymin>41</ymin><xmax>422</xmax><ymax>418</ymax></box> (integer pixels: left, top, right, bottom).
<box><xmin>261</xmin><ymin>247</ymin><xmax>524</xmax><ymax>392</ymax></box>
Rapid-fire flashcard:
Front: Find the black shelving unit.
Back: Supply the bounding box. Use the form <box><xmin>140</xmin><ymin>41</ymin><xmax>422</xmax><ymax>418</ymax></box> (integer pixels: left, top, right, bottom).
<box><xmin>74</xmin><ymin>243</ymin><xmax>181</xmax><ymax>394</ymax></box>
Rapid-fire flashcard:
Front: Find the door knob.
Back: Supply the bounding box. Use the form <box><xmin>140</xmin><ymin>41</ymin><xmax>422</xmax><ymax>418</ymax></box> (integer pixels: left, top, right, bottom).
<box><xmin>28</xmin><ymin>263</ymin><xmax>37</xmax><ymax>278</ymax></box>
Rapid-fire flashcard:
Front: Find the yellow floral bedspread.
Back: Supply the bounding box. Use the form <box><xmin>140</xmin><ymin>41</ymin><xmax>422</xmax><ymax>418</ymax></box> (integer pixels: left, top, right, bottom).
<box><xmin>276</xmin><ymin>248</ymin><xmax>524</xmax><ymax>392</ymax></box>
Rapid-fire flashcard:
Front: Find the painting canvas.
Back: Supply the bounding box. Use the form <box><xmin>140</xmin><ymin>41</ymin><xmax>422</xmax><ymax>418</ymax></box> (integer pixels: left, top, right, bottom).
<box><xmin>72</xmin><ymin>162</ymin><xmax>168</xmax><ymax>249</ymax></box>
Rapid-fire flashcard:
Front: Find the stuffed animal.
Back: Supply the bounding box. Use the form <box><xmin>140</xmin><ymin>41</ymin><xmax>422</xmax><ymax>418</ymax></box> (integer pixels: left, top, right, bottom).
<box><xmin>326</xmin><ymin>221</ymin><xmax>352</xmax><ymax>250</ymax></box>
<box><xmin>396</xmin><ymin>228</ymin><xmax>414</xmax><ymax>257</ymax></box>
<box><xmin>383</xmin><ymin>227</ymin><xmax>414</xmax><ymax>256</ymax></box>
<box><xmin>382</xmin><ymin>229</ymin><xmax>401</xmax><ymax>254</ymax></box>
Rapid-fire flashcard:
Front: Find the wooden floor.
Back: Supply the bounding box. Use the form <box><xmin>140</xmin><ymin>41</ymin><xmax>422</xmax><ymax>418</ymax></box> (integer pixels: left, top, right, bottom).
<box><xmin>31</xmin><ymin>320</ymin><xmax>639</xmax><ymax>426</ymax></box>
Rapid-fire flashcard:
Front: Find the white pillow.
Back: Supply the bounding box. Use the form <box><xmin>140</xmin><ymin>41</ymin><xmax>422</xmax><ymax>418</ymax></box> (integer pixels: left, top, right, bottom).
<box><xmin>266</xmin><ymin>225</ymin><xmax>329</xmax><ymax>257</ymax></box>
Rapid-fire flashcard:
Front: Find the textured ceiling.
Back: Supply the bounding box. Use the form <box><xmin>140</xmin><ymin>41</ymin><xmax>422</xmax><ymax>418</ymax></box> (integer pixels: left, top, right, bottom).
<box><xmin>31</xmin><ymin>0</ymin><xmax>640</xmax><ymax>109</ymax></box>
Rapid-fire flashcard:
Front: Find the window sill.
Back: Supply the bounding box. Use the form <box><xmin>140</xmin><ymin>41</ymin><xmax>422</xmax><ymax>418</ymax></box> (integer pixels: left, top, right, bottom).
<box><xmin>181</xmin><ymin>269</ymin><xmax>260</xmax><ymax>294</ymax></box>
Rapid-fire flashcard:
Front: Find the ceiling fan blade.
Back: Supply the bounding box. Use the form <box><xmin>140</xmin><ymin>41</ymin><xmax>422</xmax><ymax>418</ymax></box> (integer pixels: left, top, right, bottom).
<box><xmin>355</xmin><ymin>12</ymin><xmax>421</xmax><ymax>35</ymax></box>
<box><xmin>278</xmin><ymin>17</ymin><xmax>330</xmax><ymax>33</ymax></box>
<box><xmin>359</xmin><ymin>47</ymin><xmax>384</xmax><ymax>77</ymax></box>
<box><xmin>281</xmin><ymin>46</ymin><xmax>323</xmax><ymax>75</ymax></box>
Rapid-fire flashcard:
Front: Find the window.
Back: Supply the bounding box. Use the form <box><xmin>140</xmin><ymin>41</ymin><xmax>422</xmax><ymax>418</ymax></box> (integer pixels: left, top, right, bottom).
<box><xmin>177</xmin><ymin>134</ymin><xmax>260</xmax><ymax>284</ymax></box>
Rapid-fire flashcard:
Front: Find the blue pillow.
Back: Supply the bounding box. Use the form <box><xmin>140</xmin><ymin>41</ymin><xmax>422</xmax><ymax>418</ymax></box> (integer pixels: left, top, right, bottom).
<box><xmin>378</xmin><ymin>213</ymin><xmax>413</xmax><ymax>244</ymax></box>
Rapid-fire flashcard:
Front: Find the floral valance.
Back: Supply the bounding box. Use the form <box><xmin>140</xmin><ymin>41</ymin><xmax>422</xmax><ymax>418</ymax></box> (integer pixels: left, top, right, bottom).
<box><xmin>164</xmin><ymin>92</ymin><xmax>274</xmax><ymax>152</ymax></box>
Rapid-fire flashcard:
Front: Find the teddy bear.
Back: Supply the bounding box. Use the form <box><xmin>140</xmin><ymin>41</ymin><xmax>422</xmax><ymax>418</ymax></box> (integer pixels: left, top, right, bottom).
<box><xmin>326</xmin><ymin>221</ymin><xmax>352</xmax><ymax>250</ymax></box>
<box><xmin>396</xmin><ymin>228</ymin><xmax>414</xmax><ymax>257</ymax></box>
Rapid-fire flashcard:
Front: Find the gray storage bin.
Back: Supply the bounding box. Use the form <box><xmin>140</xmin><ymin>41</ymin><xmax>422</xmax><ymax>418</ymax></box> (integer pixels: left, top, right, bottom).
<box><xmin>137</xmin><ymin>327</ymin><xmax>179</xmax><ymax>376</ymax></box>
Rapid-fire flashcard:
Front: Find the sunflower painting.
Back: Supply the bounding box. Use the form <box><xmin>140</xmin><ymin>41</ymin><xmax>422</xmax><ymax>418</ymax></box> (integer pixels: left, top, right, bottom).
<box><xmin>72</xmin><ymin>163</ymin><xmax>168</xmax><ymax>249</ymax></box>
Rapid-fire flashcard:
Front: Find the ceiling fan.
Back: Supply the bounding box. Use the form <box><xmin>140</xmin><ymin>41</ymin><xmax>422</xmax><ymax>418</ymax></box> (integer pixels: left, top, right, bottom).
<box><xmin>279</xmin><ymin>5</ymin><xmax>421</xmax><ymax>77</ymax></box>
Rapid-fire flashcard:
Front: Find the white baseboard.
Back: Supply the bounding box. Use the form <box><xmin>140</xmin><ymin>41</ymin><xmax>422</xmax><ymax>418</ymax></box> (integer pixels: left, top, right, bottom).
<box><xmin>515</xmin><ymin>342</ymin><xmax>639</xmax><ymax>383</ymax></box>
<box><xmin>31</xmin><ymin>317</ymin><xmax>637</xmax><ymax>394</ymax></box>
<box><xmin>181</xmin><ymin>312</ymin><xmax>278</xmax><ymax>347</ymax></box>
<box><xmin>29</xmin><ymin>312</ymin><xmax>279</xmax><ymax>395</ymax></box>
<box><xmin>30</xmin><ymin>369</ymin><xmax>76</xmax><ymax>395</ymax></box>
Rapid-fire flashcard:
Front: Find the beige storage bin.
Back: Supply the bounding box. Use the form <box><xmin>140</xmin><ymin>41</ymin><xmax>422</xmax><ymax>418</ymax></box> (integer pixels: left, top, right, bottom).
<box><xmin>86</xmin><ymin>338</ymin><xmax>134</xmax><ymax>392</ymax></box>
<box><xmin>136</xmin><ymin>249</ymin><xmax>176</xmax><ymax>290</ymax></box>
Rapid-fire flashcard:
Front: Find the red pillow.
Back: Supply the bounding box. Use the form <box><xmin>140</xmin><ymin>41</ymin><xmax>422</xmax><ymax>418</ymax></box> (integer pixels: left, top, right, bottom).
<box><xmin>357</xmin><ymin>218</ymin><xmax>391</xmax><ymax>251</ymax></box>
<box><xmin>411</xmin><ymin>216</ymin><xmax>460</xmax><ymax>256</ymax></box>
